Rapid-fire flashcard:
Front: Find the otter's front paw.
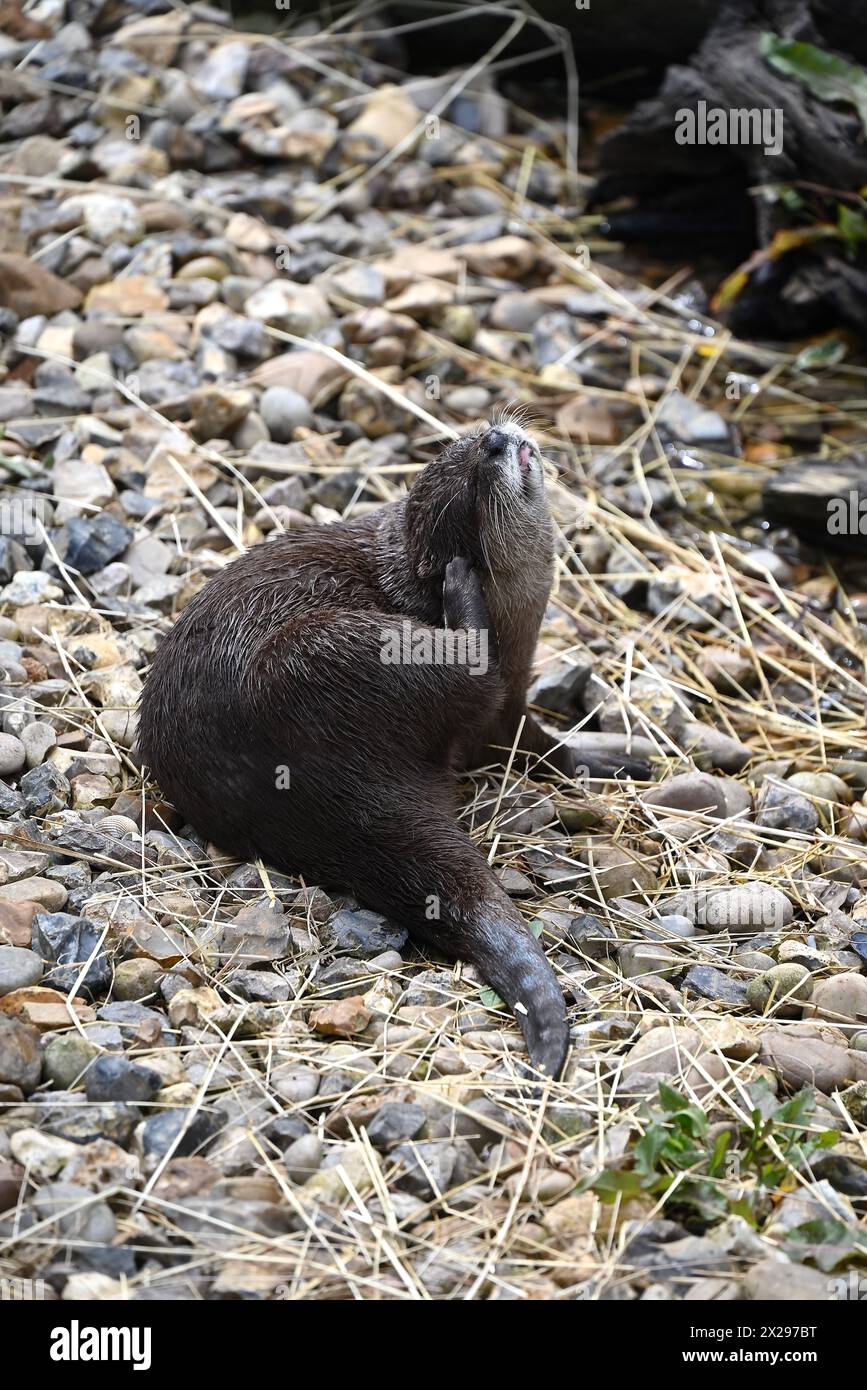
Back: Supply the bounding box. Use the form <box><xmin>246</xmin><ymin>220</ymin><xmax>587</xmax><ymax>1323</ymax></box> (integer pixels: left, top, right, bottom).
<box><xmin>443</xmin><ymin>555</ymin><xmax>487</xmax><ymax>631</ymax></box>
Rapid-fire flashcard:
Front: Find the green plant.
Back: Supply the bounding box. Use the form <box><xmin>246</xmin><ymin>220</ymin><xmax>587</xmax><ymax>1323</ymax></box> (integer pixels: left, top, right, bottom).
<box><xmin>581</xmin><ymin>1079</ymin><xmax>838</xmax><ymax>1226</ymax></box>
<box><xmin>760</xmin><ymin>34</ymin><xmax>867</xmax><ymax>135</ymax></box>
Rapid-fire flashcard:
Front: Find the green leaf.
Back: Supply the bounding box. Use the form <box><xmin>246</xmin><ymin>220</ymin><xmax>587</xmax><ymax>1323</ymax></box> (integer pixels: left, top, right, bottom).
<box><xmin>760</xmin><ymin>33</ymin><xmax>867</xmax><ymax>134</ymax></box>
<box><xmin>787</xmin><ymin>1218</ymin><xmax>850</xmax><ymax>1245</ymax></box>
<box><xmin>635</xmin><ymin>1123</ymin><xmax>670</xmax><ymax>1178</ymax></box>
<box><xmin>709</xmin><ymin>1129</ymin><xmax>732</xmax><ymax>1177</ymax></box>
<box><xmin>837</xmin><ymin>204</ymin><xmax>867</xmax><ymax>249</ymax></box>
<box><xmin>677</xmin><ymin>1109</ymin><xmax>709</xmax><ymax>1140</ymax></box>
<box><xmin>795</xmin><ymin>337</ymin><xmax>848</xmax><ymax>369</ymax></box>
<box><xmin>759</xmin><ymin>1160</ymin><xmax>789</xmax><ymax>1188</ymax></box>
<box><xmin>758</xmin><ymin>183</ymin><xmax>805</xmax><ymax>212</ymax></box>
<box><xmin>528</xmin><ymin>918</ymin><xmax>544</xmax><ymax>939</ymax></box>
<box><xmin>785</xmin><ymin>1218</ymin><xmax>858</xmax><ymax>1272</ymax></box>
<box><xmin>780</xmin><ymin>187</ymin><xmax>804</xmax><ymax>212</ymax></box>
<box><xmin>591</xmin><ymin>1169</ymin><xmax>645</xmax><ymax>1202</ymax></box>
<box><xmin>773</xmin><ymin>1086</ymin><xmax>816</xmax><ymax>1127</ymax></box>
<box><xmin>479</xmin><ymin>986</ymin><xmax>504</xmax><ymax>1010</ymax></box>
<box><xmin>657</xmin><ymin>1082</ymin><xmax>688</xmax><ymax>1112</ymax></box>
<box><xmin>729</xmin><ymin>1196</ymin><xmax>759</xmax><ymax>1227</ymax></box>
<box><xmin>816</xmin><ymin>1129</ymin><xmax>841</xmax><ymax>1150</ymax></box>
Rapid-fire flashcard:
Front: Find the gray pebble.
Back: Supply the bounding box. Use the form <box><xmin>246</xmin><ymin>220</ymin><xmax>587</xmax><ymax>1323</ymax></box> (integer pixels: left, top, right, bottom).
<box><xmin>283</xmin><ymin>1133</ymin><xmax>323</xmax><ymax>1182</ymax></box>
<box><xmin>0</xmin><ymin>945</ymin><xmax>43</xmax><ymax>996</ymax></box>
<box><xmin>85</xmin><ymin>1055</ymin><xmax>162</xmax><ymax>1103</ymax></box>
<box><xmin>366</xmin><ymin>1102</ymin><xmax>426</xmax><ymax>1150</ymax></box>
<box><xmin>42</xmin><ymin>1034</ymin><xmax>99</xmax><ymax>1090</ymax></box>
<box><xmin>0</xmin><ymin>733</ymin><xmax>25</xmax><ymax>778</ymax></box>
<box><xmin>20</xmin><ymin>721</ymin><xmax>57</xmax><ymax>769</ymax></box>
<box><xmin>259</xmin><ymin>386</ymin><xmax>313</xmax><ymax>442</ymax></box>
<box><xmin>20</xmin><ymin>763</ymin><xmax>70</xmax><ymax>815</ymax></box>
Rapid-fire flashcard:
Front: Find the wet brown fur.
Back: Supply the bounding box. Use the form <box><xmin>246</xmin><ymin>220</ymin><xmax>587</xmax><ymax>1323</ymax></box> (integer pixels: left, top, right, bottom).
<box><xmin>138</xmin><ymin>425</ymin><xmax>603</xmax><ymax>1075</ymax></box>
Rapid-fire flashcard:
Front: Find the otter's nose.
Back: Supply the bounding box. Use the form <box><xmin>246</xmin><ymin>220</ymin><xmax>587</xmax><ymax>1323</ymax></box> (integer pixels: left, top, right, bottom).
<box><xmin>483</xmin><ymin>429</ymin><xmax>509</xmax><ymax>456</ymax></box>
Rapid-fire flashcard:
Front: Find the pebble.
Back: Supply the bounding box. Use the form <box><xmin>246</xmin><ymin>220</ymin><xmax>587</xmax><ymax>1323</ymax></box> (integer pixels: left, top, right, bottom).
<box><xmin>756</xmin><ymin>781</ymin><xmax>819</xmax><ymax>833</ymax></box>
<box><xmin>0</xmin><ymin>900</ymin><xmax>39</xmax><ymax>947</ymax></box>
<box><xmin>283</xmin><ymin>1134</ymin><xmax>324</xmax><ymax>1183</ymax></box>
<box><xmin>682</xmin><ymin>965</ymin><xmax>748</xmax><ymax>1006</ymax></box>
<box><xmin>32</xmin><ymin>912</ymin><xmax>110</xmax><ymax>997</ymax></box>
<box><xmin>226</xmin><ymin>969</ymin><xmax>291</xmax><ymax>1003</ymax></box>
<box><xmin>42</xmin><ymin>1033</ymin><xmax>98</xmax><ymax>1090</ymax></box>
<box><xmin>365</xmin><ymin>1102</ymin><xmax>426</xmax><ymax>1150</ymax></box>
<box><xmin>259</xmin><ymin>386</ymin><xmax>313</xmax><ymax>441</ymax></box>
<box><xmin>662</xmin><ymin>883</ymin><xmax>794</xmax><ymax>933</ymax></box>
<box><xmin>31</xmin><ymin>1182</ymin><xmax>117</xmax><ymax>1250</ymax></box>
<box><xmin>0</xmin><ymin>877</ymin><xmax>68</xmax><ymax>911</ymax></box>
<box><xmin>0</xmin><ymin>733</ymin><xmax>25</xmax><ymax>778</ymax></box>
<box><xmin>272</xmin><ymin>1065</ymin><xmax>319</xmax><ymax>1105</ymax></box>
<box><xmin>621</xmin><ymin>1026</ymin><xmax>702</xmax><ymax>1080</ymax></box>
<box><xmin>321</xmin><ymin>908</ymin><xmax>408</xmax><ymax>958</ymax></box>
<box><xmin>746</xmin><ymin>963</ymin><xmax>813</xmax><ymax>1016</ymax></box>
<box><xmin>61</xmin><ymin>515</ymin><xmax>132</xmax><ymax>574</ymax></box>
<box><xmin>328</xmin><ymin>264</ymin><xmax>385</xmax><ymax>306</ymax></box>
<box><xmin>10</xmin><ymin>1127</ymin><xmax>80</xmax><ymax>1179</ymax></box>
<box><xmin>0</xmin><ymin>1013</ymin><xmax>41</xmax><ymax>1092</ymax></box>
<box><xmin>213</xmin><ymin>899</ymin><xmax>293</xmax><ymax>964</ymax></box>
<box><xmin>309</xmin><ymin>997</ymin><xmax>372</xmax><ymax>1037</ymax></box>
<box><xmin>62</xmin><ymin>1274</ymin><xmax>125</xmax><ymax>1301</ymax></box>
<box><xmin>736</xmin><ymin>948</ymin><xmax>777</xmax><ymax>972</ymax></box>
<box><xmin>657</xmin><ymin>390</ymin><xmax>730</xmax><ymax>444</ymax></box>
<box><xmin>20</xmin><ymin>721</ymin><xmax>57</xmax><ymax>768</ymax></box>
<box><xmin>0</xmin><ymin>945</ymin><xmax>42</xmax><ymax>996</ymax></box>
<box><xmin>19</xmin><ymin>764</ymin><xmax>70</xmax><ymax>816</ymax></box>
<box><xmin>195</xmin><ymin>39</ymin><xmax>249</xmax><ymax>101</ymax></box>
<box><xmin>758</xmin><ymin>1025</ymin><xmax>867</xmax><ymax>1093</ymax></box>
<box><xmin>743</xmin><ymin>1259</ymin><xmax>834</xmax><ymax>1301</ymax></box>
<box><xmin>787</xmin><ymin>771</ymin><xmax>852</xmax><ymax>806</ymax></box>
<box><xmin>1</xmin><ymin>984</ymin><xmax>94</xmax><ymax>1031</ymax></box>
<box><xmin>840</xmin><ymin>1081</ymin><xmax>867</xmax><ymax>1123</ymax></box>
<box><xmin>0</xmin><ymin>253</ymin><xmax>82</xmax><ymax>317</ymax></box>
<box><xmin>464</xmin><ymin>236</ymin><xmax>536</xmax><ymax>279</ymax></box>
<box><xmin>643</xmin><ymin>772</ymin><xmax>734</xmax><ymax>819</ymax></box>
<box><xmin>33</xmin><ymin>1097</ymin><xmax>139</xmax><ymax>1148</ymax></box>
<box><xmin>113</xmin><ymin>958</ymin><xmax>163</xmax><ymax>1001</ymax></box>
<box><xmin>0</xmin><ymin>850</ymin><xmax>50</xmax><ymax>884</ymax></box>
<box><xmin>61</xmin><ymin>194</ymin><xmax>142</xmax><ymax>246</ymax></box>
<box><xmin>142</xmin><ymin>1109</ymin><xmax>224</xmax><ymax>1160</ymax></box>
<box><xmin>806</xmin><ymin>972</ymin><xmax>867</xmax><ymax>1025</ymax></box>
<box><xmin>52</xmin><ymin>458</ymin><xmax>115</xmax><ymax>510</ymax></box>
<box><xmin>85</xmin><ymin>1055</ymin><xmax>162</xmax><ymax>1103</ymax></box>
<box><xmin>619</xmin><ymin>941</ymin><xmax>682</xmax><ymax>979</ymax></box>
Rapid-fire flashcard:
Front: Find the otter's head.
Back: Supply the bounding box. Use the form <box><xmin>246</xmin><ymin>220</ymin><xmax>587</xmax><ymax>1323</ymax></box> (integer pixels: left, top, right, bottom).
<box><xmin>405</xmin><ymin>421</ymin><xmax>552</xmax><ymax>580</ymax></box>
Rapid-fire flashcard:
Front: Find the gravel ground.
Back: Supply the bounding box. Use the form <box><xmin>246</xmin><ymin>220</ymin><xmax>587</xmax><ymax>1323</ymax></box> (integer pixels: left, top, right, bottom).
<box><xmin>0</xmin><ymin>2</ymin><xmax>866</xmax><ymax>1302</ymax></box>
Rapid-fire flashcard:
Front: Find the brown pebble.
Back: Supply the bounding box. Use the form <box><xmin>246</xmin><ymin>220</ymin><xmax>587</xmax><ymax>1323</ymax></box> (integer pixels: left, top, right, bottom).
<box><xmin>309</xmin><ymin>996</ymin><xmax>372</xmax><ymax>1037</ymax></box>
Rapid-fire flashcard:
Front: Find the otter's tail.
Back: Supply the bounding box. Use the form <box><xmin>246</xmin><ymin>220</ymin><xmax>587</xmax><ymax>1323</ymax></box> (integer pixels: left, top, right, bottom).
<box><xmin>347</xmin><ymin>824</ymin><xmax>570</xmax><ymax>1079</ymax></box>
<box><xmin>455</xmin><ymin>904</ymin><xmax>570</xmax><ymax>1078</ymax></box>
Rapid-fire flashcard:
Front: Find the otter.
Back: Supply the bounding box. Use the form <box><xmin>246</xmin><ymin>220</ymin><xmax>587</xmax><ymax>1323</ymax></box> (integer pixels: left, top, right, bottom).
<box><xmin>137</xmin><ymin>421</ymin><xmax>645</xmax><ymax>1077</ymax></box>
